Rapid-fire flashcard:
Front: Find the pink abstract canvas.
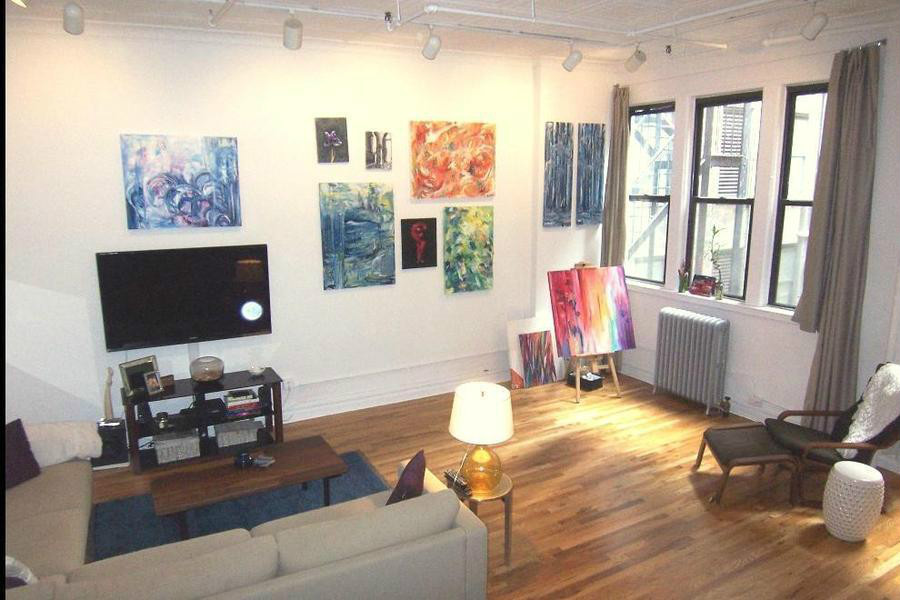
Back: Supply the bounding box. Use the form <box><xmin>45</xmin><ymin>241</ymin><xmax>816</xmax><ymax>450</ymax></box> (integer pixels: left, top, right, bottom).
<box><xmin>547</xmin><ymin>266</ymin><xmax>636</xmax><ymax>358</ymax></box>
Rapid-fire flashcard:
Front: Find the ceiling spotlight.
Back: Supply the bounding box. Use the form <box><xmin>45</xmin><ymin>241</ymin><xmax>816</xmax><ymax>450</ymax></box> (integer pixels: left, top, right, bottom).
<box><xmin>801</xmin><ymin>9</ymin><xmax>828</xmax><ymax>41</ymax></box>
<box><xmin>10</xmin><ymin>0</ymin><xmax>28</xmax><ymax>8</ymax></box>
<box><xmin>63</xmin><ymin>2</ymin><xmax>84</xmax><ymax>35</ymax></box>
<box><xmin>283</xmin><ymin>16</ymin><xmax>303</xmax><ymax>50</ymax></box>
<box><xmin>624</xmin><ymin>46</ymin><xmax>646</xmax><ymax>72</ymax></box>
<box><xmin>422</xmin><ymin>26</ymin><xmax>441</xmax><ymax>60</ymax></box>
<box><xmin>562</xmin><ymin>44</ymin><xmax>583</xmax><ymax>72</ymax></box>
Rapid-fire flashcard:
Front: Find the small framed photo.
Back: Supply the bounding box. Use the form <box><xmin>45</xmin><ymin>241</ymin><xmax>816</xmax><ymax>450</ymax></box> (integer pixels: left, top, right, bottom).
<box><xmin>119</xmin><ymin>355</ymin><xmax>159</xmax><ymax>397</ymax></box>
<box><xmin>688</xmin><ymin>275</ymin><xmax>717</xmax><ymax>297</ymax></box>
<box><xmin>143</xmin><ymin>371</ymin><xmax>163</xmax><ymax>396</ymax></box>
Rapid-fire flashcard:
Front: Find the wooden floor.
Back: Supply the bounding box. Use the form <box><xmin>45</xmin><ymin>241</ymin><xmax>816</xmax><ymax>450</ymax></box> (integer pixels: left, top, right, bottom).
<box><xmin>95</xmin><ymin>375</ymin><xmax>900</xmax><ymax>599</ymax></box>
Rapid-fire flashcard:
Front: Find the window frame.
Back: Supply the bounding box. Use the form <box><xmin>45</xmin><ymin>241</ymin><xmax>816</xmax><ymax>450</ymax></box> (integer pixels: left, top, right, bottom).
<box><xmin>685</xmin><ymin>91</ymin><xmax>763</xmax><ymax>301</ymax></box>
<box><xmin>768</xmin><ymin>82</ymin><xmax>828</xmax><ymax>309</ymax></box>
<box><xmin>625</xmin><ymin>101</ymin><xmax>675</xmax><ymax>285</ymax></box>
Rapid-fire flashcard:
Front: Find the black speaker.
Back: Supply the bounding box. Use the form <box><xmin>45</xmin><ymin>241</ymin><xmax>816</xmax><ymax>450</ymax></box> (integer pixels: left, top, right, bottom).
<box><xmin>91</xmin><ymin>419</ymin><xmax>129</xmax><ymax>469</ymax></box>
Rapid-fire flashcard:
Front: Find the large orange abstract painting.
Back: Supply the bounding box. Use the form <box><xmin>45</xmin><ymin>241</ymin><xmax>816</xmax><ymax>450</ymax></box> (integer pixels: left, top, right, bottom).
<box><xmin>410</xmin><ymin>121</ymin><xmax>495</xmax><ymax>199</ymax></box>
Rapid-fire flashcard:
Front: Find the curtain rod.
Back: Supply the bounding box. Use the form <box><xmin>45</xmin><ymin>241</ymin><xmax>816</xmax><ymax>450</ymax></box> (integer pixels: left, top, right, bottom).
<box><xmin>850</xmin><ymin>39</ymin><xmax>886</xmax><ymax>51</ymax></box>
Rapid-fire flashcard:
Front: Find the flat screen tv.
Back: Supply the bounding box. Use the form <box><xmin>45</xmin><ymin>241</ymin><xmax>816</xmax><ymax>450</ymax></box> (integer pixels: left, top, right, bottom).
<box><xmin>96</xmin><ymin>244</ymin><xmax>272</xmax><ymax>352</ymax></box>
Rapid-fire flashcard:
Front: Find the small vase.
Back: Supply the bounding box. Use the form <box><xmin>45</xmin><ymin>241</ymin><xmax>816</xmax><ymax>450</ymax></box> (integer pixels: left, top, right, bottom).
<box><xmin>679</xmin><ymin>276</ymin><xmax>690</xmax><ymax>293</ymax></box>
<box><xmin>714</xmin><ymin>283</ymin><xmax>724</xmax><ymax>300</ymax></box>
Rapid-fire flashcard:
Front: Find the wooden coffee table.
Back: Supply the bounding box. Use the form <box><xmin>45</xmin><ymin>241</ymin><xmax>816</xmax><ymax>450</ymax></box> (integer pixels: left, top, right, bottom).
<box><xmin>151</xmin><ymin>436</ymin><xmax>347</xmax><ymax>539</ymax></box>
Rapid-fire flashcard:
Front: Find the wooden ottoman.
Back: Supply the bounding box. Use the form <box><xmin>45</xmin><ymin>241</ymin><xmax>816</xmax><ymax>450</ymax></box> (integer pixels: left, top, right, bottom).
<box><xmin>694</xmin><ymin>423</ymin><xmax>799</xmax><ymax>505</ymax></box>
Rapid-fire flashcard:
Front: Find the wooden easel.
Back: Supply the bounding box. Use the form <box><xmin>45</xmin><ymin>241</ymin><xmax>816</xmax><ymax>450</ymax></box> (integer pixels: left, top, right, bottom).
<box><xmin>569</xmin><ymin>353</ymin><xmax>621</xmax><ymax>403</ymax></box>
<box><xmin>567</xmin><ymin>262</ymin><xmax>622</xmax><ymax>403</ymax></box>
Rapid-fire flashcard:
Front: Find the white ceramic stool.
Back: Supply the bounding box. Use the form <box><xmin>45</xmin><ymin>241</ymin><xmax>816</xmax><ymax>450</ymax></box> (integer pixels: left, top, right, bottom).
<box><xmin>822</xmin><ymin>461</ymin><xmax>884</xmax><ymax>542</ymax></box>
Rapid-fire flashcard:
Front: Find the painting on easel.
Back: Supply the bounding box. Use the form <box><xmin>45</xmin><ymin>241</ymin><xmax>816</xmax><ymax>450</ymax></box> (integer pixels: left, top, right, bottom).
<box><xmin>547</xmin><ymin>266</ymin><xmax>636</xmax><ymax>358</ymax></box>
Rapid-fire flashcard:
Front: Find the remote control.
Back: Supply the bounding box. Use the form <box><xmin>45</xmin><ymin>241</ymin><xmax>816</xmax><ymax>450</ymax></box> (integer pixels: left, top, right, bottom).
<box><xmin>443</xmin><ymin>469</ymin><xmax>473</xmax><ymax>497</ymax></box>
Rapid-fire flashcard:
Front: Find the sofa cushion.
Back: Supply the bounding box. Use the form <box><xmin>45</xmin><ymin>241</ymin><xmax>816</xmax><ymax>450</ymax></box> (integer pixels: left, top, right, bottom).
<box><xmin>5</xmin><ymin>461</ymin><xmax>92</xmax><ymax>522</ymax></box>
<box><xmin>5</xmin><ymin>420</ymin><xmax>41</xmax><ymax>489</ymax></box>
<box><xmin>23</xmin><ymin>422</ymin><xmax>102</xmax><ymax>468</ymax></box>
<box><xmin>250</xmin><ymin>491</ymin><xmax>391</xmax><ymax>537</ymax></box>
<box><xmin>68</xmin><ymin>529</ymin><xmax>250</xmax><ymax>582</ymax></box>
<box><xmin>276</xmin><ymin>488</ymin><xmax>460</xmax><ymax>575</ymax></box>
<box><xmin>765</xmin><ymin>418</ymin><xmax>842</xmax><ymax>465</ymax></box>
<box><xmin>386</xmin><ymin>449</ymin><xmax>426</xmax><ymax>505</ymax></box>
<box><xmin>56</xmin><ymin>536</ymin><xmax>277</xmax><ymax>600</ymax></box>
<box><xmin>5</xmin><ymin>508</ymin><xmax>89</xmax><ymax>577</ymax></box>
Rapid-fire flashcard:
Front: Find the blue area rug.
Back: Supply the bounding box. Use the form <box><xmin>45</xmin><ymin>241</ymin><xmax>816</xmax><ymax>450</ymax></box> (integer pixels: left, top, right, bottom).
<box><xmin>91</xmin><ymin>451</ymin><xmax>389</xmax><ymax>561</ymax></box>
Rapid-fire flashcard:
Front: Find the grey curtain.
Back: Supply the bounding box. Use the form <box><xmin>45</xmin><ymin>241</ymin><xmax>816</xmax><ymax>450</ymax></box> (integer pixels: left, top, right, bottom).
<box><xmin>793</xmin><ymin>45</ymin><xmax>881</xmax><ymax>431</ymax></box>
<box><xmin>601</xmin><ymin>85</ymin><xmax>629</xmax><ymax>267</ymax></box>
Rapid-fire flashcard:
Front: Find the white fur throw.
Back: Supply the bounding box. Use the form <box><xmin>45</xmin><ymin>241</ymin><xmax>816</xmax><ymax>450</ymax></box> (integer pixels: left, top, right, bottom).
<box><xmin>22</xmin><ymin>421</ymin><xmax>102</xmax><ymax>467</ymax></box>
<box><xmin>840</xmin><ymin>363</ymin><xmax>900</xmax><ymax>459</ymax></box>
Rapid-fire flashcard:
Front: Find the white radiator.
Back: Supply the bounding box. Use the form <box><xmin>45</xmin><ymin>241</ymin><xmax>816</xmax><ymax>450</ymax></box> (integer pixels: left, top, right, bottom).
<box><xmin>654</xmin><ymin>307</ymin><xmax>729</xmax><ymax>414</ymax></box>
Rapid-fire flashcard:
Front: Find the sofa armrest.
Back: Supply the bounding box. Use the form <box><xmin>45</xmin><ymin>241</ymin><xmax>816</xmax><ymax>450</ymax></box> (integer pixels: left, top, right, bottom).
<box><xmin>776</xmin><ymin>409</ymin><xmax>845</xmax><ymax>421</ymax></box>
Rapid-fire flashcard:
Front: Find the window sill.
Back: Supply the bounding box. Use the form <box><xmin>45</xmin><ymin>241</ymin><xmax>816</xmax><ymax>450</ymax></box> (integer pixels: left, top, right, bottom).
<box><xmin>626</xmin><ymin>280</ymin><xmax>798</xmax><ymax>325</ymax></box>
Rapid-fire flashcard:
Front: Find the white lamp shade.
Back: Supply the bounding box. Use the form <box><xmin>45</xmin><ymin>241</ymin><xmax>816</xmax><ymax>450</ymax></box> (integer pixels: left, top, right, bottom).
<box><xmin>449</xmin><ymin>382</ymin><xmax>514</xmax><ymax>445</ymax></box>
<box><xmin>63</xmin><ymin>2</ymin><xmax>84</xmax><ymax>35</ymax></box>
<box><xmin>283</xmin><ymin>17</ymin><xmax>303</xmax><ymax>50</ymax></box>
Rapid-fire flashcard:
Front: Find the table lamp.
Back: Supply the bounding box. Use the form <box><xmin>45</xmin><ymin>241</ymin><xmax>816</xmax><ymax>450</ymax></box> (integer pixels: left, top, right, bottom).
<box><xmin>449</xmin><ymin>382</ymin><xmax>514</xmax><ymax>494</ymax></box>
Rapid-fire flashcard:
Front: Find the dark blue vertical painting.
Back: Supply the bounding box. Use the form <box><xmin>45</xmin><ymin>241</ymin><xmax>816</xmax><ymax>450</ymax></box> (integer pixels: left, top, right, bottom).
<box><xmin>120</xmin><ymin>134</ymin><xmax>241</xmax><ymax>229</ymax></box>
<box><xmin>576</xmin><ymin>123</ymin><xmax>606</xmax><ymax>225</ymax></box>
<box><xmin>542</xmin><ymin>122</ymin><xmax>574</xmax><ymax>227</ymax></box>
<box><xmin>320</xmin><ymin>183</ymin><xmax>395</xmax><ymax>290</ymax></box>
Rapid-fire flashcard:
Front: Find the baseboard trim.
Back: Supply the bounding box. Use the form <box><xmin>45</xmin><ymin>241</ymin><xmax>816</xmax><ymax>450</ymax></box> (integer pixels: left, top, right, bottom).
<box><xmin>282</xmin><ymin>351</ymin><xmax>508</xmax><ymax>422</ymax></box>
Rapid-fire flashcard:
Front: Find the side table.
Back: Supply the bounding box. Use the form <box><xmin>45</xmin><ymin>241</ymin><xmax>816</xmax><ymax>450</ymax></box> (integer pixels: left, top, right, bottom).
<box><xmin>467</xmin><ymin>473</ymin><xmax>513</xmax><ymax>564</ymax></box>
<box><xmin>823</xmin><ymin>461</ymin><xmax>884</xmax><ymax>542</ymax></box>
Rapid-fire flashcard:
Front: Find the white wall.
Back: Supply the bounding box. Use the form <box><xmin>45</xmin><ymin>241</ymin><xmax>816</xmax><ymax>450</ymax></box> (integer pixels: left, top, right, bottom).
<box><xmin>6</xmin><ymin>20</ymin><xmax>579</xmax><ymax>423</ymax></box>
<box><xmin>614</xmin><ymin>23</ymin><xmax>900</xmax><ymax>468</ymax></box>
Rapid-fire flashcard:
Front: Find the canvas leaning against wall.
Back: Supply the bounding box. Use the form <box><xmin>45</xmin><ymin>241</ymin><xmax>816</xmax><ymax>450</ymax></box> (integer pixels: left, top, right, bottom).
<box><xmin>547</xmin><ymin>266</ymin><xmax>636</xmax><ymax>358</ymax></box>
<box><xmin>444</xmin><ymin>206</ymin><xmax>493</xmax><ymax>294</ymax></box>
<box><xmin>320</xmin><ymin>183</ymin><xmax>395</xmax><ymax>290</ymax></box>
<box><xmin>410</xmin><ymin>121</ymin><xmax>495</xmax><ymax>199</ymax></box>
<box><xmin>576</xmin><ymin>123</ymin><xmax>605</xmax><ymax>225</ymax></box>
<box><xmin>120</xmin><ymin>134</ymin><xmax>241</xmax><ymax>229</ymax></box>
<box><xmin>507</xmin><ymin>317</ymin><xmax>559</xmax><ymax>389</ymax></box>
<box><xmin>543</xmin><ymin>122</ymin><xmax>574</xmax><ymax>227</ymax></box>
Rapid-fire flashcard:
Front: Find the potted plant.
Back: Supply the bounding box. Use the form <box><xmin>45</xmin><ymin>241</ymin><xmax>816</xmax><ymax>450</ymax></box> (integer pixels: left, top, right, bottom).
<box><xmin>707</xmin><ymin>225</ymin><xmax>725</xmax><ymax>300</ymax></box>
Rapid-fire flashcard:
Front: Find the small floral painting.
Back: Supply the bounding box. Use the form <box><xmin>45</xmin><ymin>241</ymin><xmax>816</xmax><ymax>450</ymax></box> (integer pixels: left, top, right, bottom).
<box><xmin>443</xmin><ymin>206</ymin><xmax>493</xmax><ymax>294</ymax></box>
<box><xmin>410</xmin><ymin>121</ymin><xmax>495</xmax><ymax>199</ymax></box>
<box><xmin>315</xmin><ymin>118</ymin><xmax>349</xmax><ymax>163</ymax></box>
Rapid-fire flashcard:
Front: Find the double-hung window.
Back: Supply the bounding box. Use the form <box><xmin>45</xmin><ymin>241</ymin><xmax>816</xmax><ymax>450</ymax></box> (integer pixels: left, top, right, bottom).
<box><xmin>687</xmin><ymin>92</ymin><xmax>762</xmax><ymax>299</ymax></box>
<box><xmin>624</xmin><ymin>102</ymin><xmax>675</xmax><ymax>284</ymax></box>
<box><xmin>769</xmin><ymin>84</ymin><xmax>828</xmax><ymax>308</ymax></box>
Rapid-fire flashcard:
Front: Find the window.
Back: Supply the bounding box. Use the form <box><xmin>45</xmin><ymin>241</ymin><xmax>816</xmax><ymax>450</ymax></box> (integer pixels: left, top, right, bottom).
<box><xmin>687</xmin><ymin>92</ymin><xmax>762</xmax><ymax>299</ymax></box>
<box><xmin>770</xmin><ymin>84</ymin><xmax>827</xmax><ymax>308</ymax></box>
<box><xmin>624</xmin><ymin>103</ymin><xmax>674</xmax><ymax>284</ymax></box>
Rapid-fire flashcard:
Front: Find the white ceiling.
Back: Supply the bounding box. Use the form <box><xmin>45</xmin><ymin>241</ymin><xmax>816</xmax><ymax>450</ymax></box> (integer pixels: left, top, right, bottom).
<box><xmin>6</xmin><ymin>0</ymin><xmax>898</xmax><ymax>61</ymax></box>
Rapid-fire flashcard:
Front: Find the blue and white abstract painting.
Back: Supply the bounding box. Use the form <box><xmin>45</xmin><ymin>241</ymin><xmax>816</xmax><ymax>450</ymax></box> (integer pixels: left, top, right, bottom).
<box><xmin>542</xmin><ymin>122</ymin><xmax>574</xmax><ymax>227</ymax></box>
<box><xmin>120</xmin><ymin>134</ymin><xmax>241</xmax><ymax>229</ymax></box>
<box><xmin>319</xmin><ymin>183</ymin><xmax>395</xmax><ymax>290</ymax></box>
<box><xmin>576</xmin><ymin>123</ymin><xmax>606</xmax><ymax>225</ymax></box>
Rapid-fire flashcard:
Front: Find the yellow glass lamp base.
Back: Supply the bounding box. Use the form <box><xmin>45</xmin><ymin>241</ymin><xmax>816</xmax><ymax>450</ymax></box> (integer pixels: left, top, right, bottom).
<box><xmin>460</xmin><ymin>445</ymin><xmax>503</xmax><ymax>493</ymax></box>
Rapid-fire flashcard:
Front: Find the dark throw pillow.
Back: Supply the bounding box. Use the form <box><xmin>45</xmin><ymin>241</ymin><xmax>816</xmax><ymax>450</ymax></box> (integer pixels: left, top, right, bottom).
<box><xmin>6</xmin><ymin>577</ymin><xmax>27</xmax><ymax>590</ymax></box>
<box><xmin>5</xmin><ymin>419</ymin><xmax>41</xmax><ymax>489</ymax></box>
<box><xmin>386</xmin><ymin>449</ymin><xmax>426</xmax><ymax>505</ymax></box>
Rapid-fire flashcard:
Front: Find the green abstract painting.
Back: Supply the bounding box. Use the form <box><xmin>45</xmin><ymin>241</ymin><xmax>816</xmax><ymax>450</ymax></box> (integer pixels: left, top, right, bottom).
<box><xmin>443</xmin><ymin>206</ymin><xmax>493</xmax><ymax>294</ymax></box>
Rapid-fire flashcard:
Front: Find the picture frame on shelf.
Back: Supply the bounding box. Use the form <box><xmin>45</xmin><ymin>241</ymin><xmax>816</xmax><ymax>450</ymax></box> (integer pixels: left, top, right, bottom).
<box><xmin>688</xmin><ymin>275</ymin><xmax>717</xmax><ymax>297</ymax></box>
<box><xmin>119</xmin><ymin>355</ymin><xmax>159</xmax><ymax>397</ymax></box>
<box><xmin>143</xmin><ymin>370</ymin><xmax>163</xmax><ymax>396</ymax></box>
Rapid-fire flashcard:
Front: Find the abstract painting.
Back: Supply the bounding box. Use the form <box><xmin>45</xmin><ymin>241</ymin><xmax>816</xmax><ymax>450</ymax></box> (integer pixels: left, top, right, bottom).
<box><xmin>365</xmin><ymin>131</ymin><xmax>392</xmax><ymax>170</ymax></box>
<box><xmin>411</xmin><ymin>121</ymin><xmax>495</xmax><ymax>199</ymax></box>
<box><xmin>576</xmin><ymin>123</ymin><xmax>606</xmax><ymax>225</ymax></box>
<box><xmin>400</xmin><ymin>218</ymin><xmax>437</xmax><ymax>269</ymax></box>
<box><xmin>319</xmin><ymin>183</ymin><xmax>395</xmax><ymax>289</ymax></box>
<box><xmin>120</xmin><ymin>134</ymin><xmax>241</xmax><ymax>229</ymax></box>
<box><xmin>444</xmin><ymin>206</ymin><xmax>493</xmax><ymax>294</ymax></box>
<box><xmin>315</xmin><ymin>118</ymin><xmax>349</xmax><ymax>163</ymax></box>
<box><xmin>519</xmin><ymin>331</ymin><xmax>557</xmax><ymax>388</ymax></box>
<box><xmin>547</xmin><ymin>266</ymin><xmax>636</xmax><ymax>358</ymax></box>
<box><xmin>543</xmin><ymin>122</ymin><xmax>574</xmax><ymax>227</ymax></box>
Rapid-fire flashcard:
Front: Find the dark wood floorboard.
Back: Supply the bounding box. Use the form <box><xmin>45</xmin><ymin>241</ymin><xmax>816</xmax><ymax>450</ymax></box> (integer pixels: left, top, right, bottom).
<box><xmin>94</xmin><ymin>375</ymin><xmax>900</xmax><ymax>599</ymax></box>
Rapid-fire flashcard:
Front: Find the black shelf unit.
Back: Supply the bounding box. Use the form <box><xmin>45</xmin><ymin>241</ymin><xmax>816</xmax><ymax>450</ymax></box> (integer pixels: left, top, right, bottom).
<box><xmin>122</xmin><ymin>367</ymin><xmax>284</xmax><ymax>473</ymax></box>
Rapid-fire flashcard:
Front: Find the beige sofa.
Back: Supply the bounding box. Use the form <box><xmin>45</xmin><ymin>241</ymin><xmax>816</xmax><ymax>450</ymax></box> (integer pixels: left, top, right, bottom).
<box><xmin>6</xmin><ymin>463</ymin><xmax>488</xmax><ymax>600</ymax></box>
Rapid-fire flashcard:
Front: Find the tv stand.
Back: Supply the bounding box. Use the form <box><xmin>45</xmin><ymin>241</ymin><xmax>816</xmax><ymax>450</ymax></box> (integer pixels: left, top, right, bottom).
<box><xmin>122</xmin><ymin>368</ymin><xmax>284</xmax><ymax>473</ymax></box>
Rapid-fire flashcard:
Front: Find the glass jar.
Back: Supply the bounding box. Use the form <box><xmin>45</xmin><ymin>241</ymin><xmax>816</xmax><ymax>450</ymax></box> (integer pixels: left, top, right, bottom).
<box><xmin>190</xmin><ymin>356</ymin><xmax>225</xmax><ymax>382</ymax></box>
